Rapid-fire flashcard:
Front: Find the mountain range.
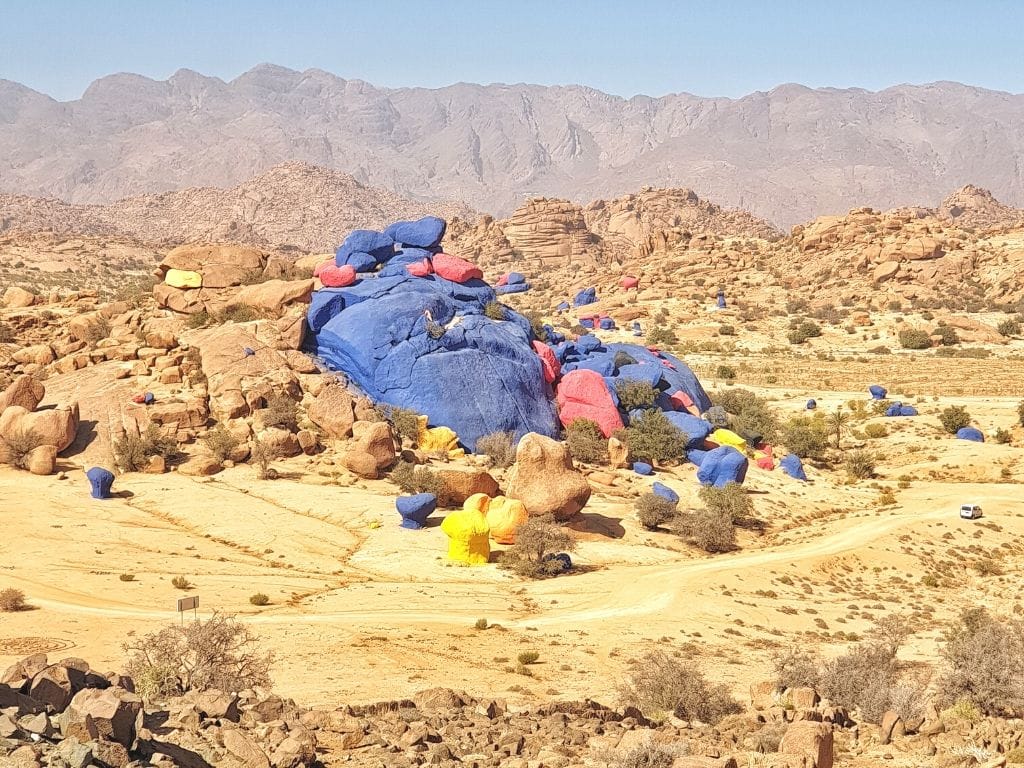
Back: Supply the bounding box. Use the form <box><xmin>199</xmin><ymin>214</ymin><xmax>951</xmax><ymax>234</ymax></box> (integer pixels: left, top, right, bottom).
<box><xmin>2</xmin><ymin>65</ymin><xmax>1024</xmax><ymax>227</ymax></box>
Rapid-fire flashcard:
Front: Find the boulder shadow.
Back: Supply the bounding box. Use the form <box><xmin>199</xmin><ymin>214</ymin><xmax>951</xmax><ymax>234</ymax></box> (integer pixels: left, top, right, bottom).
<box><xmin>565</xmin><ymin>512</ymin><xmax>625</xmax><ymax>539</ymax></box>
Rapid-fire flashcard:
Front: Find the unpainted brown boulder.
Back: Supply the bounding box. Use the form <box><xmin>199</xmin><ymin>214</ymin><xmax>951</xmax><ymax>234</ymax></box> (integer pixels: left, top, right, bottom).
<box><xmin>505</xmin><ymin>433</ymin><xmax>591</xmax><ymax>521</ymax></box>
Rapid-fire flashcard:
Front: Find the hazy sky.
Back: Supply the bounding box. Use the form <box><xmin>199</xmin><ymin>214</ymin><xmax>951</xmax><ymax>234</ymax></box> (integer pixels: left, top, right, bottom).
<box><xmin>3</xmin><ymin>0</ymin><xmax>1022</xmax><ymax>101</ymax></box>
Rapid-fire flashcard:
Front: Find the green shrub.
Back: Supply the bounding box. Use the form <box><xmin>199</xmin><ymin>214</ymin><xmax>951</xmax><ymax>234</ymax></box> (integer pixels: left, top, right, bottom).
<box><xmin>505</xmin><ymin>519</ymin><xmax>576</xmax><ymax>579</ymax></box>
<box><xmin>646</xmin><ymin>325</ymin><xmax>677</xmax><ymax>346</ymax></box>
<box><xmin>484</xmin><ymin>301</ymin><xmax>507</xmax><ymax>321</ymax></box>
<box><xmin>898</xmin><ymin>329</ymin><xmax>932</xmax><ymax>350</ymax></box>
<box><xmin>619</xmin><ymin>650</ymin><xmax>741</xmax><ymax>724</ymax></box>
<box><xmin>844</xmin><ymin>449</ymin><xmax>876</xmax><ymax>480</ymax></box>
<box><xmin>221</xmin><ymin>304</ymin><xmax>261</xmax><ymax>323</ymax></box>
<box><xmin>713</xmin><ymin>389</ymin><xmax>780</xmax><ymax>443</ymax></box>
<box><xmin>379</xmin><ymin>405</ymin><xmax>422</xmax><ymax>444</ymax></box>
<box><xmin>114</xmin><ymin>424</ymin><xmax>179</xmax><ymax>472</ymax></box>
<box><xmin>635</xmin><ymin>493</ymin><xmax>677</xmax><ymax>530</ymax></box>
<box><xmin>249</xmin><ymin>593</ymin><xmax>270</xmax><ymax>606</ymax></box>
<box><xmin>782</xmin><ymin>416</ymin><xmax>829</xmax><ymax>459</ymax></box>
<box><xmin>474</xmin><ymin>618</ymin><xmax>489</xmax><ymax>630</ymax></box>
<box><xmin>624</xmin><ymin>410</ymin><xmax>686</xmax><ymax>464</ymax></box>
<box><xmin>615</xmin><ymin>379</ymin><xmax>658</xmax><ymax>411</ymax></box>
<box><xmin>524</xmin><ymin>310</ymin><xmax>549</xmax><ymax>342</ymax></box>
<box><xmin>475</xmin><ymin>431</ymin><xmax>517</xmax><ymax>468</ymax></box>
<box><xmin>938</xmin><ymin>405</ymin><xmax>972</xmax><ymax>434</ymax></box>
<box><xmin>678</xmin><ymin>508</ymin><xmax>735</xmax><ymax>553</ymax></box>
<box><xmin>565</xmin><ymin>419</ymin><xmax>609</xmax><ymax>464</ymax></box>
<box><xmin>186</xmin><ymin>310</ymin><xmax>213</xmax><ymax>329</ymax></box>
<box><xmin>787</xmin><ymin>319</ymin><xmax>822</xmax><ymax>345</ymax></box>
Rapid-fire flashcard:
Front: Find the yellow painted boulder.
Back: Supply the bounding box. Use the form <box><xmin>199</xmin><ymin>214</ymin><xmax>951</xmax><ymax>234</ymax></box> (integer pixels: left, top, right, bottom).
<box><xmin>440</xmin><ymin>494</ymin><xmax>491</xmax><ymax>565</ymax></box>
<box><xmin>709</xmin><ymin>428</ymin><xmax>747</xmax><ymax>450</ymax></box>
<box><xmin>417</xmin><ymin>415</ymin><xmax>465</xmax><ymax>458</ymax></box>
<box><xmin>485</xmin><ymin>496</ymin><xmax>528</xmax><ymax>545</ymax></box>
<box><xmin>164</xmin><ymin>268</ymin><xmax>203</xmax><ymax>289</ymax></box>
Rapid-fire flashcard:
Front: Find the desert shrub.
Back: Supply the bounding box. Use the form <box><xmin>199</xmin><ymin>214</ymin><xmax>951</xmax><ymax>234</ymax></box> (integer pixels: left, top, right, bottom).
<box><xmin>785</xmin><ymin>298</ymin><xmax>809</xmax><ymax>315</ymax></box>
<box><xmin>119</xmin><ymin>574</ymin><xmax>136</xmax><ymax>582</ymax></box>
<box><xmin>474</xmin><ymin>618</ymin><xmax>488</xmax><ymax>630</ymax></box>
<box><xmin>379</xmin><ymin>405</ymin><xmax>422</xmax><ymax>444</ymax></box>
<box><xmin>716</xmin><ymin>364</ymin><xmax>736</xmax><ymax>380</ymax></box>
<box><xmin>938</xmin><ymin>608</ymin><xmax>1024</xmax><ymax>716</ymax></box>
<box><xmin>425</xmin><ymin>320</ymin><xmax>445</xmax><ymax>339</ymax></box>
<box><xmin>124</xmin><ymin>613</ymin><xmax>273</xmax><ymax>699</ymax></box>
<box><xmin>843</xmin><ymin>449</ymin><xmax>876</xmax><ymax>479</ymax></box>
<box><xmin>933</xmin><ymin>324</ymin><xmax>960</xmax><ymax>346</ymax></box>
<box><xmin>249</xmin><ymin>593</ymin><xmax>270</xmax><ymax>606</ymax></box>
<box><xmin>201</xmin><ymin>424</ymin><xmax>241</xmax><ymax>462</ymax></box>
<box><xmin>1018</xmin><ymin>400</ymin><xmax>1024</xmax><ymax>427</ymax></box>
<box><xmin>260</xmin><ymin>395</ymin><xmax>298</xmax><ymax>431</ymax></box>
<box><xmin>994</xmin><ymin>428</ymin><xmax>1012</xmax><ymax>444</ymax></box>
<box><xmin>782</xmin><ymin>416</ymin><xmax>829</xmax><ymax>459</ymax></box>
<box><xmin>0</xmin><ymin>588</ymin><xmax>28</xmax><ymax>612</ymax></box>
<box><xmin>614</xmin><ymin>742</ymin><xmax>676</xmax><ymax>768</ymax></box>
<box><xmin>505</xmin><ymin>519</ymin><xmax>576</xmax><ymax>579</ymax></box>
<box><xmin>565</xmin><ymin>419</ymin><xmax>609</xmax><ymax>464</ymax></box>
<box><xmin>678</xmin><ymin>508</ymin><xmax>735</xmax><ymax>553</ymax></box>
<box><xmin>389</xmin><ymin>461</ymin><xmax>442</xmax><ymax>496</ymax></box>
<box><xmin>787</xmin><ymin>319</ymin><xmax>822</xmax><ymax>345</ymax></box>
<box><xmin>483</xmin><ymin>301</ymin><xmax>507</xmax><ymax>321</ymax></box>
<box><xmin>698</xmin><ymin>484</ymin><xmax>753</xmax><ymax>525</ymax></box>
<box><xmin>615</xmin><ymin>379</ymin><xmax>658</xmax><ymax>411</ymax></box>
<box><xmin>250</xmin><ymin>439</ymin><xmax>275</xmax><ymax>480</ymax></box>
<box><xmin>0</xmin><ymin>427</ymin><xmax>45</xmax><ymax>470</ymax></box>
<box><xmin>998</xmin><ymin>318</ymin><xmax>1021</xmax><ymax>337</ymax></box>
<box><xmin>772</xmin><ymin>648</ymin><xmax>821</xmax><ymax>689</ymax></box>
<box><xmin>171</xmin><ymin>576</ymin><xmax>192</xmax><ymax>590</ymax></box>
<box><xmin>186</xmin><ymin>310</ymin><xmax>213</xmax><ymax>329</ymax></box>
<box><xmin>517</xmin><ymin>651</ymin><xmax>540</xmax><ymax>665</ymax></box>
<box><xmin>714</xmin><ymin>389</ymin><xmax>780</xmax><ymax>443</ymax></box>
<box><xmin>863</xmin><ymin>423</ymin><xmax>887</xmax><ymax>439</ymax></box>
<box><xmin>818</xmin><ymin>641</ymin><xmax>899</xmax><ymax>723</ymax></box>
<box><xmin>646</xmin><ymin>325</ymin><xmax>677</xmax><ymax>346</ymax></box>
<box><xmin>624</xmin><ymin>410</ymin><xmax>686</xmax><ymax>464</ymax></box>
<box><xmin>938</xmin><ymin>405</ymin><xmax>972</xmax><ymax>434</ymax></box>
<box><xmin>81</xmin><ymin>316</ymin><xmax>112</xmax><ymax>346</ymax></box>
<box><xmin>635</xmin><ymin>493</ymin><xmax>677</xmax><ymax>530</ymax></box>
<box><xmin>866</xmin><ymin>613</ymin><xmax>915</xmax><ymax>658</ymax></box>
<box><xmin>114</xmin><ymin>424</ymin><xmax>179</xmax><ymax>472</ymax></box>
<box><xmin>718</xmin><ymin>324</ymin><xmax>736</xmax><ymax>336</ymax></box>
<box><xmin>898</xmin><ymin>328</ymin><xmax>932</xmax><ymax>349</ymax></box>
<box><xmin>475</xmin><ymin>431</ymin><xmax>517</xmax><ymax>468</ymax></box>
<box><xmin>524</xmin><ymin>311</ymin><xmax>549</xmax><ymax>342</ymax></box>
<box><xmin>619</xmin><ymin>650</ymin><xmax>741</xmax><ymax>724</ymax></box>
<box><xmin>220</xmin><ymin>304</ymin><xmax>261</xmax><ymax>323</ymax></box>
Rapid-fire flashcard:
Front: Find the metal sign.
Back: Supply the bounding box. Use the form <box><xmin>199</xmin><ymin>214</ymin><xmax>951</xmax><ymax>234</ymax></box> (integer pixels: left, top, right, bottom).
<box><xmin>177</xmin><ymin>595</ymin><xmax>199</xmax><ymax>623</ymax></box>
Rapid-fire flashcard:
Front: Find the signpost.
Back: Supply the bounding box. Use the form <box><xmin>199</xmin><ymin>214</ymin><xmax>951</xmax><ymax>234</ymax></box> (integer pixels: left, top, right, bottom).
<box><xmin>176</xmin><ymin>595</ymin><xmax>199</xmax><ymax>624</ymax></box>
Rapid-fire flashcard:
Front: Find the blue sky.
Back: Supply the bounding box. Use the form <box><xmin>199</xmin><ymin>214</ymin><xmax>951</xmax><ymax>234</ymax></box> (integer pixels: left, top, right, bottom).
<box><xmin>2</xmin><ymin>0</ymin><xmax>1022</xmax><ymax>101</ymax></box>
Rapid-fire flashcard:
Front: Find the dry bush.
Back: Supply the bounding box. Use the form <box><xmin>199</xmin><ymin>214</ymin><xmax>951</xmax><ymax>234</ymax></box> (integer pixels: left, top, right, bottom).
<box><xmin>505</xmin><ymin>519</ymin><xmax>576</xmax><ymax>579</ymax></box>
<box><xmin>475</xmin><ymin>431</ymin><xmax>517</xmax><ymax>468</ymax></box>
<box><xmin>565</xmin><ymin>419</ymin><xmax>609</xmax><ymax>464</ymax></box>
<box><xmin>1018</xmin><ymin>400</ymin><xmax>1024</xmax><ymax>427</ymax></box>
<box><xmin>619</xmin><ymin>650</ymin><xmax>741</xmax><ymax>724</ymax></box>
<box><xmin>0</xmin><ymin>428</ymin><xmax>45</xmax><ymax>470</ymax></box>
<box><xmin>261</xmin><ymin>395</ymin><xmax>298</xmax><ymax>431</ymax></box>
<box><xmin>938</xmin><ymin>608</ymin><xmax>1024</xmax><ymax>716</ymax></box>
<box><xmin>939</xmin><ymin>405</ymin><xmax>972</xmax><ymax>434</ymax></box>
<box><xmin>713</xmin><ymin>389</ymin><xmax>780</xmax><ymax>443</ymax></box>
<box><xmin>483</xmin><ymin>301</ymin><xmax>507</xmax><ymax>321</ymax></box>
<box><xmin>624</xmin><ymin>410</ymin><xmax>686</xmax><ymax>464</ymax></box>
<box><xmin>998</xmin><ymin>318</ymin><xmax>1021</xmax><ymax>337</ymax></box>
<box><xmin>864</xmin><ymin>423</ymin><xmax>887</xmax><ymax>439</ymax></box>
<box><xmin>114</xmin><ymin>424</ymin><xmax>178</xmax><ymax>472</ymax></box>
<box><xmin>635</xmin><ymin>493</ymin><xmax>677</xmax><ymax>530</ymax></box>
<box><xmin>390</xmin><ymin>460</ymin><xmax>442</xmax><ymax>496</ymax></box>
<box><xmin>124</xmin><ymin>613</ymin><xmax>273</xmax><ymax>699</ymax></box>
<box><xmin>615</xmin><ymin>380</ymin><xmax>658</xmax><ymax>411</ymax></box>
<box><xmin>698</xmin><ymin>484</ymin><xmax>754</xmax><ymax>525</ymax></box>
<box><xmin>771</xmin><ymin>647</ymin><xmax>821</xmax><ymax>689</ymax></box>
<box><xmin>249</xmin><ymin>593</ymin><xmax>270</xmax><ymax>606</ymax></box>
<box><xmin>677</xmin><ymin>508</ymin><xmax>735</xmax><ymax>553</ymax></box>
<box><xmin>201</xmin><ymin>424</ymin><xmax>241</xmax><ymax>462</ymax></box>
<box><xmin>378</xmin><ymin>405</ymin><xmax>421</xmax><ymax>444</ymax></box>
<box><xmin>645</xmin><ymin>325</ymin><xmax>677</xmax><ymax>346</ymax></box>
<box><xmin>0</xmin><ymin>588</ymin><xmax>29</xmax><ymax>612</ymax></box>
<box><xmin>817</xmin><ymin>642</ymin><xmax>899</xmax><ymax>723</ymax></box>
<box><xmin>614</xmin><ymin>742</ymin><xmax>677</xmax><ymax>768</ymax></box>
<box><xmin>843</xmin><ymin>449</ymin><xmax>876</xmax><ymax>480</ymax></box>
<box><xmin>898</xmin><ymin>328</ymin><xmax>932</xmax><ymax>349</ymax></box>
<box><xmin>171</xmin><ymin>576</ymin><xmax>192</xmax><ymax>590</ymax></box>
<box><xmin>782</xmin><ymin>416</ymin><xmax>829</xmax><ymax>459</ymax></box>
<box><xmin>250</xmin><ymin>439</ymin><xmax>276</xmax><ymax>480</ymax></box>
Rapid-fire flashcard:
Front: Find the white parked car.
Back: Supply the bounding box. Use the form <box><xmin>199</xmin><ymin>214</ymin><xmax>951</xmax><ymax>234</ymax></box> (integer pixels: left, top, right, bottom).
<box><xmin>960</xmin><ymin>504</ymin><xmax>983</xmax><ymax>520</ymax></box>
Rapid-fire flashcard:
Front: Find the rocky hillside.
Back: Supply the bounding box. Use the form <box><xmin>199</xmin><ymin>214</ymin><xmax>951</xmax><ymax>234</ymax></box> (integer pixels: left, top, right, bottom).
<box><xmin>937</xmin><ymin>184</ymin><xmax>1024</xmax><ymax>230</ymax></box>
<box><xmin>2</xmin><ymin>67</ymin><xmax>1024</xmax><ymax>225</ymax></box>
<box><xmin>0</xmin><ymin>162</ymin><xmax>477</xmax><ymax>252</ymax></box>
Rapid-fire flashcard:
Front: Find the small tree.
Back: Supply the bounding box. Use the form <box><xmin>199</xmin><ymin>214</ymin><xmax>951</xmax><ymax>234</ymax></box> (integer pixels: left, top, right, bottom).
<box><xmin>619</xmin><ymin>650</ymin><xmax>741</xmax><ymax>723</ymax></box>
<box><xmin>635</xmin><ymin>493</ymin><xmax>677</xmax><ymax>530</ymax></box>
<box><xmin>939</xmin><ymin>405</ymin><xmax>972</xmax><ymax>435</ymax></box>
<box><xmin>827</xmin><ymin>407</ymin><xmax>849</xmax><ymax>450</ymax></box>
<box><xmin>0</xmin><ymin>588</ymin><xmax>29</xmax><ymax>612</ymax></box>
<box><xmin>124</xmin><ymin>613</ymin><xmax>273</xmax><ymax>700</ymax></box>
<box><xmin>201</xmin><ymin>424</ymin><xmax>241</xmax><ymax>462</ymax></box>
<box><xmin>506</xmin><ymin>519</ymin><xmax>576</xmax><ymax>578</ymax></box>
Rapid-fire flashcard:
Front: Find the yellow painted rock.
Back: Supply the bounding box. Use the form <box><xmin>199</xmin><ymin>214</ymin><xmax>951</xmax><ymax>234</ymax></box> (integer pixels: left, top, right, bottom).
<box><xmin>164</xmin><ymin>268</ymin><xmax>203</xmax><ymax>289</ymax></box>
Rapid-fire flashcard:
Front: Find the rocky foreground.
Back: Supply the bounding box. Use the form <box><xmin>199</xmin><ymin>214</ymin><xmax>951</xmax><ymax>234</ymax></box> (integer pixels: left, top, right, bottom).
<box><xmin>3</xmin><ymin>653</ymin><xmax>1022</xmax><ymax>768</ymax></box>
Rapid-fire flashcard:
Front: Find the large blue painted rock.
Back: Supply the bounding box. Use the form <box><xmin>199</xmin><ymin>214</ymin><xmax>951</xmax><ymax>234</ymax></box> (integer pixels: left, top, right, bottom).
<box><xmin>397</xmin><ymin>493</ymin><xmax>437</xmax><ymax>529</ymax></box>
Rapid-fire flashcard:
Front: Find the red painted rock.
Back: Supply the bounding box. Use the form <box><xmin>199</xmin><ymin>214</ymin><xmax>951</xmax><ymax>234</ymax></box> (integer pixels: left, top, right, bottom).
<box><xmin>531</xmin><ymin>341</ymin><xmax>561</xmax><ymax>384</ymax></box>
<box><xmin>406</xmin><ymin>259</ymin><xmax>433</xmax><ymax>277</ymax></box>
<box><xmin>620</xmin><ymin>275</ymin><xmax>640</xmax><ymax>289</ymax></box>
<box><xmin>555</xmin><ymin>369</ymin><xmax>623</xmax><ymax>438</ymax></box>
<box><xmin>431</xmin><ymin>253</ymin><xmax>483</xmax><ymax>283</ymax></box>
<box><xmin>319</xmin><ymin>265</ymin><xmax>357</xmax><ymax>288</ymax></box>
